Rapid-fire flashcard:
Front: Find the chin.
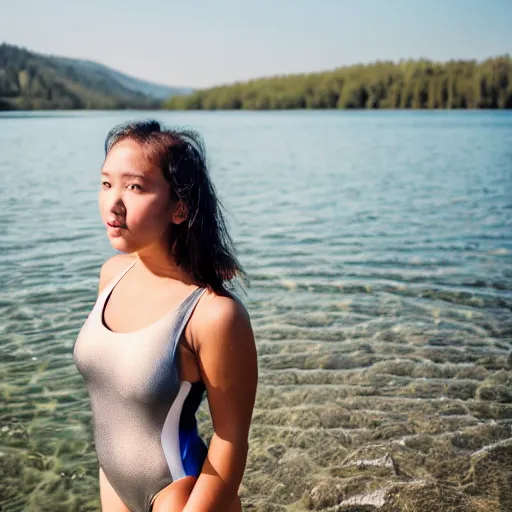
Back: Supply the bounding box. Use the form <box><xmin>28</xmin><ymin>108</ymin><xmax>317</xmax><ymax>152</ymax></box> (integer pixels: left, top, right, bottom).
<box><xmin>108</xmin><ymin>238</ymin><xmax>133</xmax><ymax>252</ymax></box>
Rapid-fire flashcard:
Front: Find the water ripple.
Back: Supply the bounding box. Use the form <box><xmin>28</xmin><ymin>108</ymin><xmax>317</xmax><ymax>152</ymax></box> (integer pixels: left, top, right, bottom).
<box><xmin>1</xmin><ymin>111</ymin><xmax>511</xmax><ymax>511</ymax></box>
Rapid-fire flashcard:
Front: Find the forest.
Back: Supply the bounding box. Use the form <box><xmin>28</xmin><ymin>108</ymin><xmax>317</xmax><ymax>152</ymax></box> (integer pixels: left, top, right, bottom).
<box><xmin>0</xmin><ymin>43</ymin><xmax>159</xmax><ymax>110</ymax></box>
<box><xmin>2</xmin><ymin>42</ymin><xmax>511</xmax><ymax>111</ymax></box>
<box><xmin>165</xmin><ymin>56</ymin><xmax>512</xmax><ymax>110</ymax></box>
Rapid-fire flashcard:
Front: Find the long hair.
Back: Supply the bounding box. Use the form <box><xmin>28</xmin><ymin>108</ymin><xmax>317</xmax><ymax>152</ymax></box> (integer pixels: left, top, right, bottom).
<box><xmin>104</xmin><ymin>120</ymin><xmax>247</xmax><ymax>294</ymax></box>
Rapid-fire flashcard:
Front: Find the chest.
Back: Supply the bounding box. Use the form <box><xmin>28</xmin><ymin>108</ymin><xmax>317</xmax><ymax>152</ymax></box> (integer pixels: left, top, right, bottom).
<box><xmin>73</xmin><ymin>305</ymin><xmax>184</xmax><ymax>404</ymax></box>
<box><xmin>102</xmin><ymin>280</ymin><xmax>185</xmax><ymax>333</ymax></box>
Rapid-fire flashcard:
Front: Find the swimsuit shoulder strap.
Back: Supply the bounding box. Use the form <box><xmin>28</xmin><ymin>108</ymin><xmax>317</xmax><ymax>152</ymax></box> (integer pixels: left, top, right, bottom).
<box><xmin>100</xmin><ymin>259</ymin><xmax>137</xmax><ymax>298</ymax></box>
<box><xmin>171</xmin><ymin>286</ymin><xmax>208</xmax><ymax>361</ymax></box>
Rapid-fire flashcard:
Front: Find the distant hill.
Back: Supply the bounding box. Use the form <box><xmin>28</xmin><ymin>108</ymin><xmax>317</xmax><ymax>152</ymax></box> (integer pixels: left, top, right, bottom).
<box><xmin>47</xmin><ymin>55</ymin><xmax>191</xmax><ymax>100</ymax></box>
<box><xmin>0</xmin><ymin>43</ymin><xmax>190</xmax><ymax>110</ymax></box>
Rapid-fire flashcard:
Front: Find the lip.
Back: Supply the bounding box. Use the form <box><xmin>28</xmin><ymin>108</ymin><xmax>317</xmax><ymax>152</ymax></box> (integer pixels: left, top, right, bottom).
<box><xmin>106</xmin><ymin>220</ymin><xmax>127</xmax><ymax>237</ymax></box>
<box><xmin>107</xmin><ymin>220</ymin><xmax>127</xmax><ymax>228</ymax></box>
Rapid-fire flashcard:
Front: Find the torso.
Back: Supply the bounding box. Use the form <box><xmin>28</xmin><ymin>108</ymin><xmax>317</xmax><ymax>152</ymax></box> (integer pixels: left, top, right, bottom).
<box><xmin>73</xmin><ymin>255</ymin><xmax>212</xmax><ymax>511</ymax></box>
<box><xmin>102</xmin><ymin>255</ymin><xmax>203</xmax><ymax>382</ymax></box>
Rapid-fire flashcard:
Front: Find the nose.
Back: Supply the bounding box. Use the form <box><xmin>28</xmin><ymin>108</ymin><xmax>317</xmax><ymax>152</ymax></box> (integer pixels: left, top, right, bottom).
<box><xmin>99</xmin><ymin>182</ymin><xmax>126</xmax><ymax>218</ymax></box>
<box><xmin>104</xmin><ymin>189</ymin><xmax>125</xmax><ymax>216</ymax></box>
<box><xmin>110</xmin><ymin>199</ymin><xmax>125</xmax><ymax>217</ymax></box>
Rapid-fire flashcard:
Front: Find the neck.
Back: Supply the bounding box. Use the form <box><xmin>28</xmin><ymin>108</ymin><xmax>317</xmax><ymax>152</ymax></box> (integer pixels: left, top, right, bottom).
<box><xmin>133</xmin><ymin>247</ymin><xmax>190</xmax><ymax>282</ymax></box>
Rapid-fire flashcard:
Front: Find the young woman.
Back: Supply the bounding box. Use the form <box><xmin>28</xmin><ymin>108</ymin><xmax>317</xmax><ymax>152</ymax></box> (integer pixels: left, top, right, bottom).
<box><xmin>73</xmin><ymin>120</ymin><xmax>258</xmax><ymax>512</ymax></box>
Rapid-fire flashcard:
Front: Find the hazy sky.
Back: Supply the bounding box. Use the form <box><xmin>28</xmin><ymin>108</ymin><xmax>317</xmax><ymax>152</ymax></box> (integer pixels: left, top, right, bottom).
<box><xmin>1</xmin><ymin>0</ymin><xmax>511</xmax><ymax>88</ymax></box>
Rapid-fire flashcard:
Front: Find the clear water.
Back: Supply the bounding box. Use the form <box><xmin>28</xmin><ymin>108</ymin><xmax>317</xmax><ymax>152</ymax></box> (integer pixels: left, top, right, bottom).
<box><xmin>1</xmin><ymin>110</ymin><xmax>511</xmax><ymax>511</ymax></box>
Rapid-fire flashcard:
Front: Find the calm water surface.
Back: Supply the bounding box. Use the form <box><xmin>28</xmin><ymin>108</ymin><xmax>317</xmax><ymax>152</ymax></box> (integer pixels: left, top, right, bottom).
<box><xmin>0</xmin><ymin>111</ymin><xmax>511</xmax><ymax>511</ymax></box>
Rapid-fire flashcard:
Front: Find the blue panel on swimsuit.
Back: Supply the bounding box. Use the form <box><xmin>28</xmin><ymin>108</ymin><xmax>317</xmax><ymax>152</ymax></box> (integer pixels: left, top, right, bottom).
<box><xmin>179</xmin><ymin>380</ymin><xmax>208</xmax><ymax>476</ymax></box>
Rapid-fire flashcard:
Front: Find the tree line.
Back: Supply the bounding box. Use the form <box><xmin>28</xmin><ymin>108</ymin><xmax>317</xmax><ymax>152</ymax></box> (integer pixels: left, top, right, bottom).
<box><xmin>2</xmin><ymin>43</ymin><xmax>511</xmax><ymax>111</ymax></box>
<box><xmin>165</xmin><ymin>56</ymin><xmax>512</xmax><ymax>110</ymax></box>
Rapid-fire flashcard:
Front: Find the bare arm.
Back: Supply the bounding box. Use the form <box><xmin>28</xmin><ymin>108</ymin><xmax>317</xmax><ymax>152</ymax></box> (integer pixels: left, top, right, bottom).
<box><xmin>183</xmin><ymin>294</ymin><xmax>258</xmax><ymax>512</ymax></box>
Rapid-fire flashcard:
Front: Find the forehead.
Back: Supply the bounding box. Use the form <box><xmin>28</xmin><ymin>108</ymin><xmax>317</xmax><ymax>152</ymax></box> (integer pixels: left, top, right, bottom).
<box><xmin>102</xmin><ymin>139</ymin><xmax>160</xmax><ymax>178</ymax></box>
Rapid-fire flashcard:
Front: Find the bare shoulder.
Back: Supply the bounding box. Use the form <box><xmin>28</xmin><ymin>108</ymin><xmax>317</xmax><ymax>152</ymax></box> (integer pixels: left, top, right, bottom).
<box><xmin>192</xmin><ymin>287</ymin><xmax>254</xmax><ymax>351</ymax></box>
<box><xmin>98</xmin><ymin>253</ymin><xmax>136</xmax><ymax>295</ymax></box>
<box><xmin>196</xmin><ymin>288</ymin><xmax>251</xmax><ymax>328</ymax></box>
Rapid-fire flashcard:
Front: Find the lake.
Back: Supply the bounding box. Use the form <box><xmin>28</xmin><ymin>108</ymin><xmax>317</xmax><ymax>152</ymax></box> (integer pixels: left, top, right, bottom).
<box><xmin>1</xmin><ymin>110</ymin><xmax>511</xmax><ymax>511</ymax></box>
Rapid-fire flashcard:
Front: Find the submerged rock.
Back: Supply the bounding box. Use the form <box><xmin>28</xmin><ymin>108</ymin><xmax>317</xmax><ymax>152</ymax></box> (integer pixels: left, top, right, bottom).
<box><xmin>463</xmin><ymin>438</ymin><xmax>512</xmax><ymax>509</ymax></box>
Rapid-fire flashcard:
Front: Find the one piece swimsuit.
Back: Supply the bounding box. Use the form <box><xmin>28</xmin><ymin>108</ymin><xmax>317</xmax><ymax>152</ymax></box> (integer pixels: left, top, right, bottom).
<box><xmin>73</xmin><ymin>259</ymin><xmax>208</xmax><ymax>511</ymax></box>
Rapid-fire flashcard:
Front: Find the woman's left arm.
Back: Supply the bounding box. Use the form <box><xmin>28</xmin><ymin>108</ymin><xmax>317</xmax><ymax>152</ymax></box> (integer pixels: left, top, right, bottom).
<box><xmin>183</xmin><ymin>294</ymin><xmax>258</xmax><ymax>512</ymax></box>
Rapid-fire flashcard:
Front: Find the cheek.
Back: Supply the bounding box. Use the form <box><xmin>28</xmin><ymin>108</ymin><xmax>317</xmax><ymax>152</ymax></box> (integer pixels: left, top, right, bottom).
<box><xmin>98</xmin><ymin>191</ymin><xmax>110</xmax><ymax>216</ymax></box>
<box><xmin>128</xmin><ymin>196</ymin><xmax>171</xmax><ymax>230</ymax></box>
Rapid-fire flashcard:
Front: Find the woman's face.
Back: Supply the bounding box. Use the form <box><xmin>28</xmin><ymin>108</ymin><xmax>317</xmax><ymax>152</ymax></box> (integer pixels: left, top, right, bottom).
<box><xmin>99</xmin><ymin>138</ymin><xmax>178</xmax><ymax>253</ymax></box>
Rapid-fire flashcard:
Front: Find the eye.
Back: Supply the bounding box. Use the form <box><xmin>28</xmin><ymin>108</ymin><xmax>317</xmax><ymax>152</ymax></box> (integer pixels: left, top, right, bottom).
<box><xmin>101</xmin><ymin>181</ymin><xmax>111</xmax><ymax>189</ymax></box>
<box><xmin>128</xmin><ymin>184</ymin><xmax>143</xmax><ymax>191</ymax></box>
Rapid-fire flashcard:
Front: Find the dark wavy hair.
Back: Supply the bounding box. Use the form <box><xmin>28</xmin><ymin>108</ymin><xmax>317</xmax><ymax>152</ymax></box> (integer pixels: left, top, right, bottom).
<box><xmin>104</xmin><ymin>120</ymin><xmax>247</xmax><ymax>294</ymax></box>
